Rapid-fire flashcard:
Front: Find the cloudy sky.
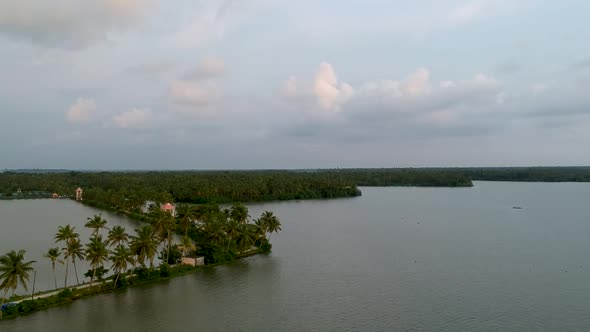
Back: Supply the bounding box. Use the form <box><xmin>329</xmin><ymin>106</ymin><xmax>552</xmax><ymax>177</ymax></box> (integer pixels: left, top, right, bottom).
<box><xmin>1</xmin><ymin>0</ymin><xmax>590</xmax><ymax>169</ymax></box>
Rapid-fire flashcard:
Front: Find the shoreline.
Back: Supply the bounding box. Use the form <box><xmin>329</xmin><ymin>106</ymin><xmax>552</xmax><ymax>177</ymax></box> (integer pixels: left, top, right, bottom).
<box><xmin>1</xmin><ymin>249</ymin><xmax>264</xmax><ymax>321</ymax></box>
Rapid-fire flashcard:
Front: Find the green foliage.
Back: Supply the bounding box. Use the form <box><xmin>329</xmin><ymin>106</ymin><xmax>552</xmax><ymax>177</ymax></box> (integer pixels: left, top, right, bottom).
<box><xmin>159</xmin><ymin>263</ymin><xmax>170</xmax><ymax>278</ymax></box>
<box><xmin>57</xmin><ymin>288</ymin><xmax>73</xmax><ymax>299</ymax></box>
<box><xmin>159</xmin><ymin>245</ymin><xmax>182</xmax><ymax>265</ymax></box>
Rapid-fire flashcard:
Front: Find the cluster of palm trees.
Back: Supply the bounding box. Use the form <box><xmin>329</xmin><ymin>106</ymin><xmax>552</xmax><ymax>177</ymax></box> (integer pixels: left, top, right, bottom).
<box><xmin>1</xmin><ymin>203</ymin><xmax>282</xmax><ymax>319</ymax></box>
<box><xmin>179</xmin><ymin>203</ymin><xmax>282</xmax><ymax>255</ymax></box>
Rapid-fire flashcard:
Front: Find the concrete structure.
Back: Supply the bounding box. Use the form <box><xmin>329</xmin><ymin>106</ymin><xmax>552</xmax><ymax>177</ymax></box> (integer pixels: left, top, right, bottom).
<box><xmin>160</xmin><ymin>202</ymin><xmax>176</xmax><ymax>217</ymax></box>
<box><xmin>181</xmin><ymin>257</ymin><xmax>205</xmax><ymax>266</ymax></box>
<box><xmin>75</xmin><ymin>187</ymin><xmax>83</xmax><ymax>201</ymax></box>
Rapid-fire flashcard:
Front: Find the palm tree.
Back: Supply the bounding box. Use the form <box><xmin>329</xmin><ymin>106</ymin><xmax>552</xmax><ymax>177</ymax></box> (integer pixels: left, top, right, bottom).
<box><xmin>230</xmin><ymin>203</ymin><xmax>249</xmax><ymax>224</ymax></box>
<box><xmin>130</xmin><ymin>226</ymin><xmax>158</xmax><ymax>269</ymax></box>
<box><xmin>236</xmin><ymin>224</ymin><xmax>256</xmax><ymax>252</ymax></box>
<box><xmin>68</xmin><ymin>239</ymin><xmax>85</xmax><ymax>285</ymax></box>
<box><xmin>224</xmin><ymin>219</ymin><xmax>240</xmax><ymax>251</ymax></box>
<box><xmin>54</xmin><ymin>225</ymin><xmax>79</xmax><ymax>288</ymax></box>
<box><xmin>150</xmin><ymin>210</ymin><xmax>176</xmax><ymax>262</ymax></box>
<box><xmin>110</xmin><ymin>245</ymin><xmax>133</xmax><ymax>289</ymax></box>
<box><xmin>177</xmin><ymin>205</ymin><xmax>196</xmax><ymax>237</ymax></box>
<box><xmin>0</xmin><ymin>250</ymin><xmax>35</xmax><ymax>320</ymax></box>
<box><xmin>259</xmin><ymin>211</ymin><xmax>282</xmax><ymax>241</ymax></box>
<box><xmin>85</xmin><ymin>214</ymin><xmax>109</xmax><ymax>237</ymax></box>
<box><xmin>178</xmin><ymin>236</ymin><xmax>196</xmax><ymax>257</ymax></box>
<box><xmin>107</xmin><ymin>225</ymin><xmax>129</xmax><ymax>247</ymax></box>
<box><xmin>43</xmin><ymin>247</ymin><xmax>63</xmax><ymax>290</ymax></box>
<box><xmin>254</xmin><ymin>218</ymin><xmax>268</xmax><ymax>244</ymax></box>
<box><xmin>85</xmin><ymin>236</ymin><xmax>109</xmax><ymax>288</ymax></box>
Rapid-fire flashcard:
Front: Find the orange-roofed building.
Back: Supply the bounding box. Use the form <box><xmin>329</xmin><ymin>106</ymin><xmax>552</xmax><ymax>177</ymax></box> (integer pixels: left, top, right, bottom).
<box><xmin>160</xmin><ymin>202</ymin><xmax>176</xmax><ymax>217</ymax></box>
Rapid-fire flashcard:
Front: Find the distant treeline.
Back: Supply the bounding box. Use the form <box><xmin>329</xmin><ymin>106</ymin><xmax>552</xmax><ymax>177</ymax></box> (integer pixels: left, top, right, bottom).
<box><xmin>1</xmin><ymin>167</ymin><xmax>589</xmax><ymax>207</ymax></box>
<box><xmin>454</xmin><ymin>167</ymin><xmax>590</xmax><ymax>182</ymax></box>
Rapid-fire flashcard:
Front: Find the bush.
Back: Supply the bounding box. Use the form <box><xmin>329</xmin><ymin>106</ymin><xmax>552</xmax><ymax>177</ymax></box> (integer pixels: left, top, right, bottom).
<box><xmin>159</xmin><ymin>263</ymin><xmax>170</xmax><ymax>278</ymax></box>
<box><xmin>58</xmin><ymin>288</ymin><xmax>73</xmax><ymax>299</ymax></box>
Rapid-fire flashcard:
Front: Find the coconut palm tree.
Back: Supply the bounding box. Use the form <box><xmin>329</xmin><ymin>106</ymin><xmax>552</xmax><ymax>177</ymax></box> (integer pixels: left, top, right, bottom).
<box><xmin>230</xmin><ymin>203</ymin><xmax>249</xmax><ymax>224</ymax></box>
<box><xmin>0</xmin><ymin>250</ymin><xmax>35</xmax><ymax>320</ymax></box>
<box><xmin>85</xmin><ymin>236</ymin><xmax>109</xmax><ymax>288</ymax></box>
<box><xmin>130</xmin><ymin>226</ymin><xmax>158</xmax><ymax>269</ymax></box>
<box><xmin>224</xmin><ymin>219</ymin><xmax>240</xmax><ymax>251</ymax></box>
<box><xmin>236</xmin><ymin>224</ymin><xmax>256</xmax><ymax>252</ymax></box>
<box><xmin>43</xmin><ymin>247</ymin><xmax>63</xmax><ymax>290</ymax></box>
<box><xmin>177</xmin><ymin>205</ymin><xmax>196</xmax><ymax>237</ymax></box>
<box><xmin>107</xmin><ymin>225</ymin><xmax>129</xmax><ymax>247</ymax></box>
<box><xmin>259</xmin><ymin>211</ymin><xmax>282</xmax><ymax>241</ymax></box>
<box><xmin>178</xmin><ymin>236</ymin><xmax>196</xmax><ymax>258</ymax></box>
<box><xmin>54</xmin><ymin>225</ymin><xmax>79</xmax><ymax>287</ymax></box>
<box><xmin>68</xmin><ymin>239</ymin><xmax>85</xmax><ymax>285</ymax></box>
<box><xmin>109</xmin><ymin>245</ymin><xmax>132</xmax><ymax>289</ymax></box>
<box><xmin>150</xmin><ymin>210</ymin><xmax>176</xmax><ymax>262</ymax></box>
<box><xmin>254</xmin><ymin>218</ymin><xmax>268</xmax><ymax>244</ymax></box>
<box><xmin>85</xmin><ymin>214</ymin><xmax>109</xmax><ymax>237</ymax></box>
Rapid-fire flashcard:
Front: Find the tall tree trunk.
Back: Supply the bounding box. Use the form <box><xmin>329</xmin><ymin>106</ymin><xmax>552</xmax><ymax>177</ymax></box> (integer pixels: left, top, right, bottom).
<box><xmin>52</xmin><ymin>262</ymin><xmax>57</xmax><ymax>290</ymax></box>
<box><xmin>114</xmin><ymin>272</ymin><xmax>120</xmax><ymax>290</ymax></box>
<box><xmin>64</xmin><ymin>257</ymin><xmax>70</xmax><ymax>288</ymax></box>
<box><xmin>1</xmin><ymin>288</ymin><xmax>9</xmax><ymax>320</ymax></box>
<box><xmin>73</xmin><ymin>258</ymin><xmax>80</xmax><ymax>285</ymax></box>
<box><xmin>90</xmin><ymin>266</ymin><xmax>97</xmax><ymax>289</ymax></box>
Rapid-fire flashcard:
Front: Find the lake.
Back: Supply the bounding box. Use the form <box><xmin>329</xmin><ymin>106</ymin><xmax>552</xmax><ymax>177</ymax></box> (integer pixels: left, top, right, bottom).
<box><xmin>2</xmin><ymin>182</ymin><xmax>590</xmax><ymax>331</ymax></box>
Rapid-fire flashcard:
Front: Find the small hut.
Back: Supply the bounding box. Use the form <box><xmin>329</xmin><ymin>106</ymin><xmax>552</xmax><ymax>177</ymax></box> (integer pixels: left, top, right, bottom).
<box><xmin>52</xmin><ymin>193</ymin><xmax>59</xmax><ymax>198</ymax></box>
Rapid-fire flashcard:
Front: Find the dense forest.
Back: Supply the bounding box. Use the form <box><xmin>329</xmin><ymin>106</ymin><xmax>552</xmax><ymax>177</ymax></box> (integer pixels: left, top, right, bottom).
<box><xmin>2</xmin><ymin>167</ymin><xmax>589</xmax><ymax>209</ymax></box>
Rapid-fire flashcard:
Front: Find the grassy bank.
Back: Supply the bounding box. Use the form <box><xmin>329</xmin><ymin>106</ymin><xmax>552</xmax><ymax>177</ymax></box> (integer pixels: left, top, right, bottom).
<box><xmin>1</xmin><ymin>248</ymin><xmax>264</xmax><ymax>321</ymax></box>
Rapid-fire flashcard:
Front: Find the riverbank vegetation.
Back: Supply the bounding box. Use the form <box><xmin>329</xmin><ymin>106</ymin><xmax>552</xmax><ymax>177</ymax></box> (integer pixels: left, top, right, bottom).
<box><xmin>0</xmin><ymin>203</ymin><xmax>281</xmax><ymax>320</ymax></box>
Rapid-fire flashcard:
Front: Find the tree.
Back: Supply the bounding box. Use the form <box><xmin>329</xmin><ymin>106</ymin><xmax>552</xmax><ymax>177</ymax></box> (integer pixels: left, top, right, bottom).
<box><xmin>85</xmin><ymin>236</ymin><xmax>109</xmax><ymax>288</ymax></box>
<box><xmin>130</xmin><ymin>226</ymin><xmax>158</xmax><ymax>269</ymax></box>
<box><xmin>259</xmin><ymin>211</ymin><xmax>282</xmax><ymax>241</ymax></box>
<box><xmin>54</xmin><ymin>225</ymin><xmax>79</xmax><ymax>288</ymax></box>
<box><xmin>150</xmin><ymin>209</ymin><xmax>176</xmax><ymax>263</ymax></box>
<box><xmin>236</xmin><ymin>224</ymin><xmax>256</xmax><ymax>252</ymax></box>
<box><xmin>43</xmin><ymin>247</ymin><xmax>63</xmax><ymax>290</ymax></box>
<box><xmin>107</xmin><ymin>225</ymin><xmax>129</xmax><ymax>247</ymax></box>
<box><xmin>230</xmin><ymin>203</ymin><xmax>249</xmax><ymax>224</ymax></box>
<box><xmin>85</xmin><ymin>214</ymin><xmax>109</xmax><ymax>237</ymax></box>
<box><xmin>0</xmin><ymin>250</ymin><xmax>35</xmax><ymax>320</ymax></box>
<box><xmin>110</xmin><ymin>245</ymin><xmax>132</xmax><ymax>288</ymax></box>
<box><xmin>178</xmin><ymin>235</ymin><xmax>196</xmax><ymax>257</ymax></box>
<box><xmin>177</xmin><ymin>205</ymin><xmax>196</xmax><ymax>237</ymax></box>
<box><xmin>254</xmin><ymin>218</ymin><xmax>268</xmax><ymax>244</ymax></box>
<box><xmin>68</xmin><ymin>239</ymin><xmax>85</xmax><ymax>285</ymax></box>
<box><xmin>224</xmin><ymin>219</ymin><xmax>240</xmax><ymax>251</ymax></box>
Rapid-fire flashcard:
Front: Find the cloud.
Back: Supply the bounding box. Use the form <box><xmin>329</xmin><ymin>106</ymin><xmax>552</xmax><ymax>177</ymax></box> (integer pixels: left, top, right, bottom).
<box><xmin>112</xmin><ymin>108</ymin><xmax>151</xmax><ymax>128</ymax></box>
<box><xmin>185</xmin><ymin>56</ymin><xmax>225</xmax><ymax>80</ymax></box>
<box><xmin>448</xmin><ymin>1</ymin><xmax>486</xmax><ymax>23</ymax></box>
<box><xmin>66</xmin><ymin>98</ymin><xmax>96</xmax><ymax>124</ymax></box>
<box><xmin>572</xmin><ymin>57</ymin><xmax>590</xmax><ymax>70</ymax></box>
<box><xmin>169</xmin><ymin>80</ymin><xmax>221</xmax><ymax>106</ymax></box>
<box><xmin>125</xmin><ymin>61</ymin><xmax>176</xmax><ymax>76</ymax></box>
<box><xmin>0</xmin><ymin>0</ymin><xmax>155</xmax><ymax>48</ymax></box>
<box><xmin>314</xmin><ymin>62</ymin><xmax>354</xmax><ymax>111</ymax></box>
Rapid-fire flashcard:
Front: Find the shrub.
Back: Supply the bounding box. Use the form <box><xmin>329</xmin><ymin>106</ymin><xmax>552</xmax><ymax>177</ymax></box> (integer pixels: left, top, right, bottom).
<box><xmin>159</xmin><ymin>263</ymin><xmax>170</xmax><ymax>278</ymax></box>
<box><xmin>58</xmin><ymin>288</ymin><xmax>73</xmax><ymax>299</ymax></box>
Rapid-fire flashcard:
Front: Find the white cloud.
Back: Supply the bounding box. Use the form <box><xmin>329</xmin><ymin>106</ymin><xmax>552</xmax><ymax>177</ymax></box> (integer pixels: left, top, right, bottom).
<box><xmin>169</xmin><ymin>80</ymin><xmax>221</xmax><ymax>106</ymax></box>
<box><xmin>185</xmin><ymin>56</ymin><xmax>225</xmax><ymax>79</ymax></box>
<box><xmin>66</xmin><ymin>98</ymin><xmax>96</xmax><ymax>124</ymax></box>
<box><xmin>0</xmin><ymin>0</ymin><xmax>155</xmax><ymax>48</ymax></box>
<box><xmin>402</xmin><ymin>68</ymin><xmax>431</xmax><ymax>96</ymax></box>
<box><xmin>112</xmin><ymin>108</ymin><xmax>151</xmax><ymax>128</ymax></box>
<box><xmin>314</xmin><ymin>62</ymin><xmax>354</xmax><ymax>111</ymax></box>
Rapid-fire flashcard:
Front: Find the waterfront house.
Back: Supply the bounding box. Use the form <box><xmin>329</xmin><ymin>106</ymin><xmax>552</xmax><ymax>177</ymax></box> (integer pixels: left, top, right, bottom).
<box><xmin>160</xmin><ymin>202</ymin><xmax>176</xmax><ymax>217</ymax></box>
<box><xmin>75</xmin><ymin>187</ymin><xmax>83</xmax><ymax>201</ymax></box>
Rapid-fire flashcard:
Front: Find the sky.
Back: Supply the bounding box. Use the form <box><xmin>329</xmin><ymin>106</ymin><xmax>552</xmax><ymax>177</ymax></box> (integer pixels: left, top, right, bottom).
<box><xmin>1</xmin><ymin>0</ymin><xmax>590</xmax><ymax>170</ymax></box>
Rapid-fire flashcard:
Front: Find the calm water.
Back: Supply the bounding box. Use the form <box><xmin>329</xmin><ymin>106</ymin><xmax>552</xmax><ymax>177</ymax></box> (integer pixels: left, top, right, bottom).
<box><xmin>2</xmin><ymin>182</ymin><xmax>590</xmax><ymax>331</ymax></box>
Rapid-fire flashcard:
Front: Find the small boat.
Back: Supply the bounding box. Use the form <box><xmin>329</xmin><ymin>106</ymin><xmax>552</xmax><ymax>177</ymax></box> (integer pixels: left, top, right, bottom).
<box><xmin>512</xmin><ymin>206</ymin><xmax>523</xmax><ymax>210</ymax></box>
